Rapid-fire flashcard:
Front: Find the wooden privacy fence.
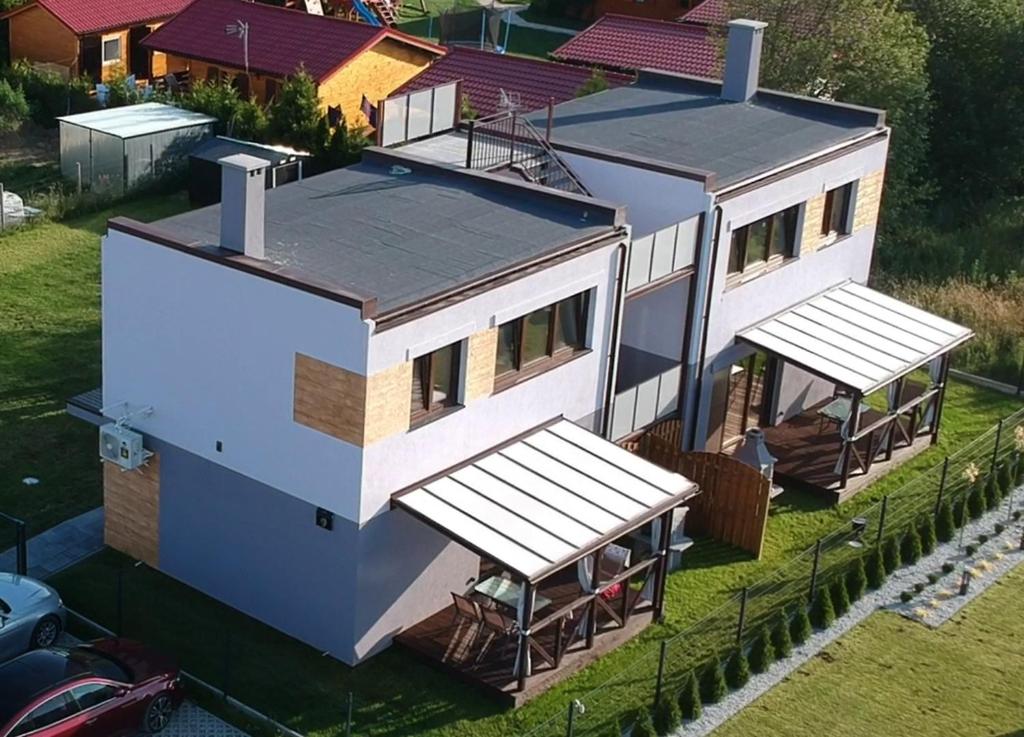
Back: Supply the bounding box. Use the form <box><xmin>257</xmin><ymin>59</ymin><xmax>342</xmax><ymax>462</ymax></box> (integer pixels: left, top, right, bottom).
<box><xmin>626</xmin><ymin>429</ymin><xmax>771</xmax><ymax>558</ymax></box>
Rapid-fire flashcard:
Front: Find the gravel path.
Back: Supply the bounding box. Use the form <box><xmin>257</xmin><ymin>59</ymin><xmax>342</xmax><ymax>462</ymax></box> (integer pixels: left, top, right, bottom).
<box><xmin>671</xmin><ymin>489</ymin><xmax>1024</xmax><ymax>737</ymax></box>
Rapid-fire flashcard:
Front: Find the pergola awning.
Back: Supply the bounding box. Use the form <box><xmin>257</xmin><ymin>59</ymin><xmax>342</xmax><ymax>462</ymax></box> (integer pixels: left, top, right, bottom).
<box><xmin>737</xmin><ymin>282</ymin><xmax>973</xmax><ymax>395</ymax></box>
<box><xmin>392</xmin><ymin>419</ymin><xmax>698</xmax><ymax>583</ymax></box>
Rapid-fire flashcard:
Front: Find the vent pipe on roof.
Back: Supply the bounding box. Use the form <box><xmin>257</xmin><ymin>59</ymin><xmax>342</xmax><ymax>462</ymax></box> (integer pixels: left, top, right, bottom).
<box><xmin>218</xmin><ymin>153</ymin><xmax>270</xmax><ymax>260</ymax></box>
<box><xmin>722</xmin><ymin>19</ymin><xmax>768</xmax><ymax>103</ymax></box>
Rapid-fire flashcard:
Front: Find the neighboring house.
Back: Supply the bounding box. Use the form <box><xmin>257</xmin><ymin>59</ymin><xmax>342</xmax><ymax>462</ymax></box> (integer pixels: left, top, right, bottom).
<box><xmin>679</xmin><ymin>0</ymin><xmax>728</xmax><ymax>25</ymax></box>
<box><xmin>551</xmin><ymin>15</ymin><xmax>720</xmax><ymax>79</ymax></box>
<box><xmin>71</xmin><ymin>18</ymin><xmax>971</xmax><ymax>705</ymax></box>
<box><xmin>0</xmin><ymin>0</ymin><xmax>190</xmax><ymax>82</ymax></box>
<box><xmin>588</xmin><ymin>0</ymin><xmax>701</xmax><ymax>22</ymax></box>
<box><xmin>141</xmin><ymin>0</ymin><xmax>444</xmax><ymax>127</ymax></box>
<box><xmin>394</xmin><ymin>46</ymin><xmax>632</xmax><ymax>118</ymax></box>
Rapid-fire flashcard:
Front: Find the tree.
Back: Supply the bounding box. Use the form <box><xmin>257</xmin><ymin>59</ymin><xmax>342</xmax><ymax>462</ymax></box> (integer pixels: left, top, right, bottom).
<box><xmin>749</xmin><ymin>625</ymin><xmax>775</xmax><ymax>674</ymax></box>
<box><xmin>725</xmin><ymin>646</ymin><xmax>750</xmax><ymax>689</ymax></box>
<box><xmin>997</xmin><ymin>461</ymin><xmax>1013</xmax><ymax>495</ymax></box>
<box><xmin>901</xmin><ymin>524</ymin><xmax>923</xmax><ymax>565</ymax></box>
<box><xmin>935</xmin><ymin>500</ymin><xmax>956</xmax><ymax>543</ymax></box>
<box><xmin>575</xmin><ymin>68</ymin><xmax>610</xmax><ymax>97</ymax></box>
<box><xmin>268</xmin><ymin>68</ymin><xmax>323</xmax><ymax>152</ymax></box>
<box><xmin>0</xmin><ymin>79</ymin><xmax>29</xmax><ymax>132</ymax></box>
<box><xmin>320</xmin><ymin>114</ymin><xmax>370</xmax><ymax>169</ymax></box>
<box><xmin>830</xmin><ymin>578</ymin><xmax>851</xmax><ymax>617</ymax></box>
<box><xmin>678</xmin><ymin>671</ymin><xmax>702</xmax><ymax>721</ymax></box>
<box><xmin>700</xmin><ymin>654</ymin><xmax>728</xmax><ymax>704</ymax></box>
<box><xmin>230</xmin><ymin>98</ymin><xmax>270</xmax><ymax>141</ymax></box>
<box><xmin>882</xmin><ymin>536</ymin><xmax>902</xmax><ymax>574</ymax></box>
<box><xmin>866</xmin><ymin>547</ymin><xmax>886</xmax><ymax>589</ymax></box>
<box><xmin>810</xmin><ymin>587</ymin><xmax>835</xmax><ymax>630</ymax></box>
<box><xmin>771</xmin><ymin>610</ymin><xmax>793</xmax><ymax>659</ymax></box>
<box><xmin>790</xmin><ymin>604</ymin><xmax>812</xmax><ymax>644</ymax></box>
<box><xmin>653</xmin><ymin>693</ymin><xmax>682</xmax><ymax>735</ymax></box>
<box><xmin>983</xmin><ymin>474</ymin><xmax>1001</xmax><ymax>510</ymax></box>
<box><xmin>846</xmin><ymin>557</ymin><xmax>868</xmax><ymax>602</ymax></box>
<box><xmin>968</xmin><ymin>480</ymin><xmax>987</xmax><ymax>519</ymax></box>
<box><xmin>631</xmin><ymin>707</ymin><xmax>657</xmax><ymax>737</ymax></box>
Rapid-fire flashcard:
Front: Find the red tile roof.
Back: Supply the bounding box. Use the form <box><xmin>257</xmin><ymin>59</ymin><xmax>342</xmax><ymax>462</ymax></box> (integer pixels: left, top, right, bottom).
<box><xmin>141</xmin><ymin>0</ymin><xmax>442</xmax><ymax>82</ymax></box>
<box><xmin>7</xmin><ymin>0</ymin><xmax>192</xmax><ymax>36</ymax></box>
<box><xmin>552</xmin><ymin>15</ymin><xmax>720</xmax><ymax>79</ymax></box>
<box><xmin>679</xmin><ymin>0</ymin><xmax>727</xmax><ymax>26</ymax></box>
<box><xmin>395</xmin><ymin>46</ymin><xmax>632</xmax><ymax>117</ymax></box>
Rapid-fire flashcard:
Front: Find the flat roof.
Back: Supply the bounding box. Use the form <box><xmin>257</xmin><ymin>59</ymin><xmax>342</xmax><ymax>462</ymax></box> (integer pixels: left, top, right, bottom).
<box><xmin>147</xmin><ymin>149</ymin><xmax>623</xmax><ymax>317</ymax></box>
<box><xmin>58</xmin><ymin>103</ymin><xmax>216</xmax><ymax>139</ymax></box>
<box><xmin>527</xmin><ymin>72</ymin><xmax>886</xmax><ymax>189</ymax></box>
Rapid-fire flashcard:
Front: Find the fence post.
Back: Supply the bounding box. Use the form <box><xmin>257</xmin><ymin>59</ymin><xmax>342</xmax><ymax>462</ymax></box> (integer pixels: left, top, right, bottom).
<box><xmin>875</xmin><ymin>495</ymin><xmax>889</xmax><ymax>547</ymax></box>
<box><xmin>808</xmin><ymin>539</ymin><xmax>823</xmax><ymax>604</ymax></box>
<box><xmin>565</xmin><ymin>700</ymin><xmax>583</xmax><ymax>737</ymax></box>
<box><xmin>934</xmin><ymin>457</ymin><xmax>949</xmax><ymax>517</ymax></box>
<box><xmin>14</xmin><ymin>521</ymin><xmax>27</xmax><ymax>576</ymax></box>
<box><xmin>735</xmin><ymin>587</ymin><xmax>749</xmax><ymax>645</ymax></box>
<box><xmin>653</xmin><ymin>640</ymin><xmax>668</xmax><ymax>709</ymax></box>
<box><xmin>991</xmin><ymin>419</ymin><xmax>1004</xmax><ymax>477</ymax></box>
<box><xmin>464</xmin><ymin>120</ymin><xmax>475</xmax><ymax>169</ymax></box>
<box><xmin>345</xmin><ymin>692</ymin><xmax>353</xmax><ymax>737</ymax></box>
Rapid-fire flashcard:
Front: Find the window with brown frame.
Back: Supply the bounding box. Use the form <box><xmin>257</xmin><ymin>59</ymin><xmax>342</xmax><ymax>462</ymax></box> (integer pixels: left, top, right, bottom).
<box><xmin>494</xmin><ymin>291</ymin><xmax>590</xmax><ymax>385</ymax></box>
<box><xmin>410</xmin><ymin>341</ymin><xmax>462</xmax><ymax>425</ymax></box>
<box><xmin>821</xmin><ymin>182</ymin><xmax>854</xmax><ymax>237</ymax></box>
<box><xmin>727</xmin><ymin>205</ymin><xmax>800</xmax><ymax>276</ymax></box>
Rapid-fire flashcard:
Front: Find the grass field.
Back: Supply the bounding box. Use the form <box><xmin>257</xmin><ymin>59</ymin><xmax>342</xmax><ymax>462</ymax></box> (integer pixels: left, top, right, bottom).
<box><xmin>714</xmin><ymin>565</ymin><xmax>1024</xmax><ymax>737</ymax></box>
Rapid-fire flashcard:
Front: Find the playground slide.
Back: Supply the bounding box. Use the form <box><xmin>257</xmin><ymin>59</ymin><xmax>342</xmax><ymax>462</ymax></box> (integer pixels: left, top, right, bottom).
<box><xmin>351</xmin><ymin>0</ymin><xmax>383</xmax><ymax>26</ymax></box>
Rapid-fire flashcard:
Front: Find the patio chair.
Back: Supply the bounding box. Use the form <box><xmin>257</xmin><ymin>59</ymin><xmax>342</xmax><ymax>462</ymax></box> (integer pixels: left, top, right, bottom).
<box><xmin>451</xmin><ymin>592</ymin><xmax>482</xmax><ymax>627</ymax></box>
<box><xmin>475</xmin><ymin>606</ymin><xmax>517</xmax><ymax>665</ymax></box>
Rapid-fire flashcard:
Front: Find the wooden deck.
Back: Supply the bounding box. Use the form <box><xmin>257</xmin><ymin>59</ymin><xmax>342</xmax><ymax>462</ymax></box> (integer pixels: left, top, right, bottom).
<box><xmin>760</xmin><ymin>398</ymin><xmax>932</xmax><ymax>504</ymax></box>
<box><xmin>394</xmin><ymin>575</ymin><xmax>653</xmax><ymax>707</ymax></box>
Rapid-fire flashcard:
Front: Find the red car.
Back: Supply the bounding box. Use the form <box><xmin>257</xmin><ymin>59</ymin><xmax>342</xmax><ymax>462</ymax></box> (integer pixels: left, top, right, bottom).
<box><xmin>0</xmin><ymin>639</ymin><xmax>184</xmax><ymax>737</ymax></box>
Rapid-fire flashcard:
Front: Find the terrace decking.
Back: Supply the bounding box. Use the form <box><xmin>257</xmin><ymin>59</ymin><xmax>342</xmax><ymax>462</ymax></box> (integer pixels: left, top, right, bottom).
<box><xmin>394</xmin><ymin>573</ymin><xmax>653</xmax><ymax>706</ymax></box>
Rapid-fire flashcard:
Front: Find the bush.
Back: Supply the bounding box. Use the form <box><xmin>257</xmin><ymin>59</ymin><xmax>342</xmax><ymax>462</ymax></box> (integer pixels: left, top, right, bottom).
<box><xmin>790</xmin><ymin>605</ymin><xmax>812</xmax><ymax>645</ymax></box>
<box><xmin>678</xmin><ymin>671</ymin><xmax>702</xmax><ymax>721</ymax></box>
<box><xmin>749</xmin><ymin>625</ymin><xmax>775</xmax><ymax>674</ymax></box>
<box><xmin>968</xmin><ymin>481</ymin><xmax>987</xmax><ymax>519</ymax></box>
<box><xmin>984</xmin><ymin>475</ymin><xmax>1001</xmax><ymax>510</ymax></box>
<box><xmin>882</xmin><ymin>537</ymin><xmax>902</xmax><ymax>574</ymax></box>
<box><xmin>652</xmin><ymin>694</ymin><xmax>681</xmax><ymax>736</ymax></box>
<box><xmin>810</xmin><ymin>588</ymin><xmax>836</xmax><ymax>630</ymax></box>
<box><xmin>846</xmin><ymin>557</ymin><xmax>868</xmax><ymax>602</ymax></box>
<box><xmin>631</xmin><ymin>707</ymin><xmax>656</xmax><ymax>737</ymax></box>
<box><xmin>230</xmin><ymin>97</ymin><xmax>270</xmax><ymax>141</ymax></box>
<box><xmin>901</xmin><ymin>525</ymin><xmax>923</xmax><ymax>565</ymax></box>
<box><xmin>1017</xmin><ymin>455</ymin><xmax>1024</xmax><ymax>486</ymax></box>
<box><xmin>866</xmin><ymin>548</ymin><xmax>886</xmax><ymax>589</ymax></box>
<box><xmin>1014</xmin><ymin>510</ymin><xmax>1022</xmax><ymax>522</ymax></box>
<box><xmin>699</xmin><ymin>655</ymin><xmax>727</xmax><ymax>704</ymax></box>
<box><xmin>953</xmin><ymin>498</ymin><xmax>967</xmax><ymax>528</ymax></box>
<box><xmin>965</xmin><ymin>543</ymin><xmax>978</xmax><ymax>556</ymax></box>
<box><xmin>942</xmin><ymin>562</ymin><xmax>955</xmax><ymax>574</ymax></box>
<box><xmin>830</xmin><ymin>578</ymin><xmax>851</xmax><ymax>617</ymax></box>
<box><xmin>459</xmin><ymin>93</ymin><xmax>478</xmax><ymax>121</ymax></box>
<box><xmin>919</xmin><ymin>514</ymin><xmax>937</xmax><ymax>555</ymax></box>
<box><xmin>0</xmin><ymin>79</ymin><xmax>29</xmax><ymax>132</ymax></box>
<box><xmin>995</xmin><ymin>522</ymin><xmax>1005</xmax><ymax>535</ymax></box>
<box><xmin>1</xmin><ymin>60</ymin><xmax>94</xmax><ymax>126</ymax></box>
<box><xmin>997</xmin><ymin>462</ymin><xmax>1013</xmax><ymax>494</ymax></box>
<box><xmin>913</xmin><ymin>581</ymin><xmax>926</xmax><ymax>593</ymax></box>
<box><xmin>900</xmin><ymin>590</ymin><xmax>914</xmax><ymax>603</ymax></box>
<box><xmin>771</xmin><ymin>610</ymin><xmax>793</xmax><ymax>659</ymax></box>
<box><xmin>927</xmin><ymin>572</ymin><xmax>939</xmax><ymax>584</ymax></box>
<box><xmin>105</xmin><ymin>74</ymin><xmax>144</xmax><ymax>108</ymax></box>
<box><xmin>724</xmin><ymin>647</ymin><xmax>750</xmax><ymax>689</ymax></box>
<box><xmin>936</xmin><ymin>500</ymin><xmax>956</xmax><ymax>543</ymax></box>
<box><xmin>575</xmin><ymin>68</ymin><xmax>609</xmax><ymax>97</ymax></box>
<box><xmin>268</xmin><ymin>68</ymin><xmax>322</xmax><ymax>152</ymax></box>
<box><xmin>978</xmin><ymin>533</ymin><xmax>990</xmax><ymax>544</ymax></box>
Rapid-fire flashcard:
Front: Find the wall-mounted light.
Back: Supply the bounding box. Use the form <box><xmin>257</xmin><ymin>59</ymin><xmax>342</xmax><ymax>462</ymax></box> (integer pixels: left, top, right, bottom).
<box><xmin>847</xmin><ymin>517</ymin><xmax>868</xmax><ymax>548</ymax></box>
<box><xmin>316</xmin><ymin>507</ymin><xmax>334</xmax><ymax>531</ymax></box>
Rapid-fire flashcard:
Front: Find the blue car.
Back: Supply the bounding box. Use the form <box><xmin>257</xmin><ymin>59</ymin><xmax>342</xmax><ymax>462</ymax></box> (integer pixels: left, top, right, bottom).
<box><xmin>0</xmin><ymin>573</ymin><xmax>66</xmax><ymax>662</ymax></box>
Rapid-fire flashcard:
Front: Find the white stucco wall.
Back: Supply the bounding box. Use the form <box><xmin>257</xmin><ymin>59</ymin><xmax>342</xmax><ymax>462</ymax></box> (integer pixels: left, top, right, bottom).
<box><xmin>102</xmin><ymin>230</ymin><xmax>370</xmax><ymax>521</ymax></box>
<box><xmin>361</xmin><ymin>240</ymin><xmax>624</xmax><ymax>521</ymax></box>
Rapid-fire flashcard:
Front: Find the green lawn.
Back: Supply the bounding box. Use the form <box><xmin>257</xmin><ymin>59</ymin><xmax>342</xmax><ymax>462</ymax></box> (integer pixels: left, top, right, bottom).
<box><xmin>0</xmin><ymin>194</ymin><xmax>190</xmax><ymax>541</ymax></box>
<box><xmin>714</xmin><ymin>565</ymin><xmax>1024</xmax><ymax>737</ymax></box>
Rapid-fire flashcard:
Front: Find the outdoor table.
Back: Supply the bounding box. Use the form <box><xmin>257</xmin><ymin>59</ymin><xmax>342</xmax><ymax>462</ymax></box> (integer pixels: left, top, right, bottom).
<box><xmin>474</xmin><ymin>576</ymin><xmax>552</xmax><ymax>612</ymax></box>
<box><xmin>818</xmin><ymin>396</ymin><xmax>869</xmax><ymax>429</ymax></box>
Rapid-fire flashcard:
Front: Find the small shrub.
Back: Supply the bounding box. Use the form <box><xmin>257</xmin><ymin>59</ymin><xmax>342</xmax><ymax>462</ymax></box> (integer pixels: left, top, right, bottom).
<box><xmin>652</xmin><ymin>694</ymin><xmax>681</xmax><ymax>736</ymax></box>
<box><xmin>771</xmin><ymin>610</ymin><xmax>793</xmax><ymax>659</ymax></box>
<box><xmin>724</xmin><ymin>647</ymin><xmax>749</xmax><ymax>689</ymax></box>
<box><xmin>749</xmin><ymin>625</ymin><xmax>775</xmax><ymax>674</ymax></box>
<box><xmin>830</xmin><ymin>579</ymin><xmax>851</xmax><ymax>617</ymax></box>
<box><xmin>900</xmin><ymin>590</ymin><xmax>914</xmax><ymax>603</ymax></box>
<box><xmin>997</xmin><ymin>462</ymin><xmax>1012</xmax><ymax>494</ymax></box>
<box><xmin>968</xmin><ymin>482</ymin><xmax>987</xmax><ymax>519</ymax></box>
<box><xmin>927</xmin><ymin>572</ymin><xmax>939</xmax><ymax>584</ymax></box>
<box><xmin>1014</xmin><ymin>510</ymin><xmax>1022</xmax><ymax>522</ymax></box>
<box><xmin>699</xmin><ymin>655</ymin><xmax>727</xmax><ymax>704</ymax></box>
<box><xmin>1017</xmin><ymin>455</ymin><xmax>1024</xmax><ymax>486</ymax></box>
<box><xmin>942</xmin><ymin>562</ymin><xmax>955</xmax><ymax>574</ymax></box>
<box><xmin>0</xmin><ymin>79</ymin><xmax>29</xmax><ymax>132</ymax></box>
<box><xmin>810</xmin><ymin>588</ymin><xmax>835</xmax><ymax>630</ymax></box>
<box><xmin>935</xmin><ymin>500</ymin><xmax>956</xmax><ymax>543</ymax></box>
<box><xmin>995</xmin><ymin>522</ymin><xmax>1005</xmax><ymax>535</ymax></box>
<box><xmin>965</xmin><ymin>543</ymin><xmax>978</xmax><ymax>556</ymax></box>
<box><xmin>846</xmin><ymin>557</ymin><xmax>868</xmax><ymax>602</ymax></box>
<box><xmin>984</xmin><ymin>476</ymin><xmax>1001</xmax><ymax>510</ymax></box>
<box><xmin>678</xmin><ymin>671</ymin><xmax>702</xmax><ymax>721</ymax></box>
<box><xmin>913</xmin><ymin>582</ymin><xmax>926</xmax><ymax>594</ymax></box>
<box><xmin>631</xmin><ymin>707</ymin><xmax>657</xmax><ymax>737</ymax></box>
<box><xmin>459</xmin><ymin>93</ymin><xmax>478</xmax><ymax>121</ymax></box>
<box><xmin>901</xmin><ymin>525</ymin><xmax>923</xmax><ymax>565</ymax></box>
<box><xmin>866</xmin><ymin>548</ymin><xmax>886</xmax><ymax>589</ymax></box>
<box><xmin>919</xmin><ymin>514</ymin><xmax>937</xmax><ymax>555</ymax></box>
<box><xmin>2</xmin><ymin>60</ymin><xmax>95</xmax><ymax>126</ymax></box>
<box><xmin>882</xmin><ymin>537</ymin><xmax>902</xmax><ymax>574</ymax></box>
<box><xmin>978</xmin><ymin>533</ymin><xmax>989</xmax><ymax>544</ymax></box>
<box><xmin>790</xmin><ymin>605</ymin><xmax>812</xmax><ymax>645</ymax></box>
<box><xmin>575</xmin><ymin>67</ymin><xmax>609</xmax><ymax>97</ymax></box>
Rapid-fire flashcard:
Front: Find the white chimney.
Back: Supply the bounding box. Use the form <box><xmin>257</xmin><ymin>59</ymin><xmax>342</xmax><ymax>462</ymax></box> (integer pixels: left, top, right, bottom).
<box><xmin>218</xmin><ymin>153</ymin><xmax>270</xmax><ymax>260</ymax></box>
<box><xmin>735</xmin><ymin>427</ymin><xmax>776</xmax><ymax>482</ymax></box>
<box><xmin>722</xmin><ymin>19</ymin><xmax>768</xmax><ymax>103</ymax></box>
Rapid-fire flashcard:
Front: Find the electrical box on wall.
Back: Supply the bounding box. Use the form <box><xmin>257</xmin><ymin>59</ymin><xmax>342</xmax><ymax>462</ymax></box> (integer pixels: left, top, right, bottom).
<box><xmin>316</xmin><ymin>507</ymin><xmax>334</xmax><ymax>531</ymax></box>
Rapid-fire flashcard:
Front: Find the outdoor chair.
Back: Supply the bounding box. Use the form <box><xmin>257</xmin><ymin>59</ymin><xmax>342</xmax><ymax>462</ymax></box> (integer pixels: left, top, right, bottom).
<box><xmin>451</xmin><ymin>592</ymin><xmax>482</xmax><ymax>627</ymax></box>
<box><xmin>474</xmin><ymin>606</ymin><xmax>517</xmax><ymax>665</ymax></box>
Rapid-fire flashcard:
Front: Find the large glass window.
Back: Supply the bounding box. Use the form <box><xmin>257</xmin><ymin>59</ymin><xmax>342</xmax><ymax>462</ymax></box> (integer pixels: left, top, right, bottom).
<box><xmin>101</xmin><ymin>36</ymin><xmax>121</xmax><ymax>63</ymax></box>
<box><xmin>821</xmin><ymin>182</ymin><xmax>854</xmax><ymax>237</ymax></box>
<box><xmin>411</xmin><ymin>341</ymin><xmax>462</xmax><ymax>424</ymax></box>
<box><xmin>728</xmin><ymin>204</ymin><xmax>800</xmax><ymax>277</ymax></box>
<box><xmin>494</xmin><ymin>290</ymin><xmax>590</xmax><ymax>384</ymax></box>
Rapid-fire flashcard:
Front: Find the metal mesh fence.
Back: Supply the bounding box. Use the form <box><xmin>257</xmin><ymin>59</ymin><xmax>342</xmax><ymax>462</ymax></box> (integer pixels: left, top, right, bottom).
<box><xmin>522</xmin><ymin>406</ymin><xmax>1024</xmax><ymax>737</ymax></box>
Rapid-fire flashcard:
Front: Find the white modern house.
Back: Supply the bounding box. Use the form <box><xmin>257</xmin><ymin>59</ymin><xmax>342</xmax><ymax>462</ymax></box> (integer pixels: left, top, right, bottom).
<box><xmin>70</xmin><ymin>18</ymin><xmax>972</xmax><ymax>704</ymax></box>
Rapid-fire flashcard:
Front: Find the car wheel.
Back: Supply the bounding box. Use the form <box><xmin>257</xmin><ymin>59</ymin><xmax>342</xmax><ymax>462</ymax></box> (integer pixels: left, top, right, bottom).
<box><xmin>31</xmin><ymin>615</ymin><xmax>61</xmax><ymax>649</ymax></box>
<box><xmin>143</xmin><ymin>693</ymin><xmax>175</xmax><ymax>733</ymax></box>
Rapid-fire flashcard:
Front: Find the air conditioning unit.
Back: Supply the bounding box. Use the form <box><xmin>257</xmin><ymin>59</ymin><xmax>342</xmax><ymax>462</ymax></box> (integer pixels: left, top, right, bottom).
<box><xmin>99</xmin><ymin>424</ymin><xmax>149</xmax><ymax>471</ymax></box>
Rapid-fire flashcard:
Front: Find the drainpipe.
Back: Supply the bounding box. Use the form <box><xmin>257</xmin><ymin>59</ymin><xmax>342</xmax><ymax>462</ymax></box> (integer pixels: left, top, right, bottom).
<box><xmin>681</xmin><ymin>200</ymin><xmax>722</xmax><ymax>451</ymax></box>
<box><xmin>601</xmin><ymin>238</ymin><xmax>631</xmax><ymax>439</ymax></box>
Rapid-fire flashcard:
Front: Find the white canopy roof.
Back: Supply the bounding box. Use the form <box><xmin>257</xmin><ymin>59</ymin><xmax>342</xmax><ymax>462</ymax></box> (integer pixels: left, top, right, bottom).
<box><xmin>393</xmin><ymin>419</ymin><xmax>697</xmax><ymax>582</ymax></box>
<box><xmin>57</xmin><ymin>103</ymin><xmax>216</xmax><ymax>139</ymax></box>
<box><xmin>738</xmin><ymin>282</ymin><xmax>973</xmax><ymax>395</ymax></box>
